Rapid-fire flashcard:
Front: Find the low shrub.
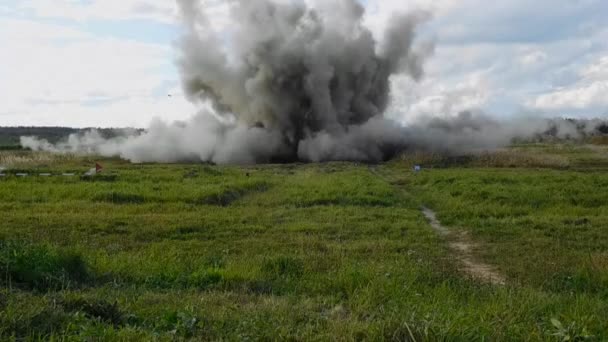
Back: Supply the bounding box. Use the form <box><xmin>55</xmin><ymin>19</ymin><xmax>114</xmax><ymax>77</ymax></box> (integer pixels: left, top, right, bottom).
<box><xmin>0</xmin><ymin>240</ymin><xmax>89</xmax><ymax>291</ymax></box>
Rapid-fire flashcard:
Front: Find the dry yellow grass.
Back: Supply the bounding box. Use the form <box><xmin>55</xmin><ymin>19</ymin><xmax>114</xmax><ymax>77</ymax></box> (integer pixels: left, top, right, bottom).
<box><xmin>590</xmin><ymin>136</ymin><xmax>608</xmax><ymax>145</ymax></box>
<box><xmin>470</xmin><ymin>150</ymin><xmax>570</xmax><ymax>168</ymax></box>
<box><xmin>400</xmin><ymin>150</ymin><xmax>570</xmax><ymax>169</ymax></box>
<box><xmin>0</xmin><ymin>151</ymin><xmax>79</xmax><ymax>168</ymax></box>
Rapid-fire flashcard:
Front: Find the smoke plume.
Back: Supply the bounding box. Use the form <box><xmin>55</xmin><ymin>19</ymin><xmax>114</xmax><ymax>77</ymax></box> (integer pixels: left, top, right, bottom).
<box><xmin>175</xmin><ymin>0</ymin><xmax>434</xmax><ymax>163</ymax></box>
<box><xmin>18</xmin><ymin>0</ymin><xmax>608</xmax><ymax>164</ymax></box>
<box><xmin>22</xmin><ymin>0</ymin><xmax>436</xmax><ymax>164</ymax></box>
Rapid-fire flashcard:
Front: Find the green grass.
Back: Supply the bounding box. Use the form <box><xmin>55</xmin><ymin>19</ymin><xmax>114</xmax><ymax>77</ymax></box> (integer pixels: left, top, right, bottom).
<box><xmin>0</xmin><ymin>145</ymin><xmax>607</xmax><ymax>340</ymax></box>
<box><xmin>0</xmin><ymin>241</ymin><xmax>89</xmax><ymax>291</ymax></box>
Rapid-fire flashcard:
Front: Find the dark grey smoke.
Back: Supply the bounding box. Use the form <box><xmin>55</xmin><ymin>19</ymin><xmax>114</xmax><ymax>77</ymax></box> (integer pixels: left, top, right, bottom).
<box><xmin>175</xmin><ymin>0</ymin><xmax>432</xmax><ymax>162</ymax></box>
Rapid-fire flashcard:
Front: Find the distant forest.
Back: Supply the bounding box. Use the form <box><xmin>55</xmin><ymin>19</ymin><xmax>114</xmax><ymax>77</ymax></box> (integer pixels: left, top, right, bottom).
<box><xmin>0</xmin><ymin>127</ymin><xmax>136</xmax><ymax>150</ymax></box>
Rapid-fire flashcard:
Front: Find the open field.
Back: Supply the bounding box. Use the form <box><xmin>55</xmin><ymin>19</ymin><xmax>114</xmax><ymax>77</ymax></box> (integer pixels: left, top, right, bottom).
<box><xmin>1</xmin><ymin>144</ymin><xmax>608</xmax><ymax>340</ymax></box>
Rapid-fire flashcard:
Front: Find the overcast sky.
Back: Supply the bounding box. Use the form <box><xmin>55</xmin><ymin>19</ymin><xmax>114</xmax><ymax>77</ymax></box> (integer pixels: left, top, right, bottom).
<box><xmin>1</xmin><ymin>0</ymin><xmax>607</xmax><ymax>128</ymax></box>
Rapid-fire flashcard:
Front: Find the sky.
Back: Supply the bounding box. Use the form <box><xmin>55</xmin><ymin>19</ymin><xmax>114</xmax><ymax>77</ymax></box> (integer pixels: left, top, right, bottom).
<box><xmin>1</xmin><ymin>0</ymin><xmax>607</xmax><ymax>128</ymax></box>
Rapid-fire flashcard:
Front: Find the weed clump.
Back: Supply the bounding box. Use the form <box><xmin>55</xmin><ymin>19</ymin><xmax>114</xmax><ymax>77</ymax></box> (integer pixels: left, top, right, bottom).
<box><xmin>189</xmin><ymin>270</ymin><xmax>224</xmax><ymax>289</ymax></box>
<box><xmin>93</xmin><ymin>192</ymin><xmax>145</xmax><ymax>204</ymax></box>
<box><xmin>546</xmin><ymin>269</ymin><xmax>608</xmax><ymax>296</ymax></box>
<box><xmin>193</xmin><ymin>182</ymin><xmax>269</xmax><ymax>206</ymax></box>
<box><xmin>61</xmin><ymin>297</ymin><xmax>126</xmax><ymax>327</ymax></box>
<box><xmin>0</xmin><ymin>240</ymin><xmax>89</xmax><ymax>291</ymax></box>
<box><xmin>156</xmin><ymin>310</ymin><xmax>201</xmax><ymax>339</ymax></box>
<box><xmin>80</xmin><ymin>174</ymin><xmax>118</xmax><ymax>182</ymax></box>
<box><xmin>261</xmin><ymin>256</ymin><xmax>304</xmax><ymax>279</ymax></box>
<box><xmin>301</xmin><ymin>196</ymin><xmax>396</xmax><ymax>207</ymax></box>
<box><xmin>140</xmin><ymin>269</ymin><xmax>224</xmax><ymax>290</ymax></box>
<box><xmin>1</xmin><ymin>306</ymin><xmax>70</xmax><ymax>339</ymax></box>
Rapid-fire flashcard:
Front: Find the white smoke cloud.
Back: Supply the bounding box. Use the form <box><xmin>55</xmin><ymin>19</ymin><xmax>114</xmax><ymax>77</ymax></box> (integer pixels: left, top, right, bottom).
<box><xmin>21</xmin><ymin>111</ymin><xmax>608</xmax><ymax>164</ymax></box>
<box><xmin>530</xmin><ymin>57</ymin><xmax>608</xmax><ymax>111</ymax></box>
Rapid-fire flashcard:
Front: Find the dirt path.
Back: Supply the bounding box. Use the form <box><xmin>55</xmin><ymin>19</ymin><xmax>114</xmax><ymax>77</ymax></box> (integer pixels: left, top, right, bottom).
<box><xmin>422</xmin><ymin>207</ymin><xmax>506</xmax><ymax>285</ymax></box>
<box><xmin>367</xmin><ymin>166</ymin><xmax>506</xmax><ymax>285</ymax></box>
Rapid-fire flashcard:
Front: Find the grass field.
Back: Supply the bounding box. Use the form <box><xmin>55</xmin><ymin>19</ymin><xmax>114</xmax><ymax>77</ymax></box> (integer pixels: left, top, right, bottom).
<box><xmin>1</xmin><ymin>144</ymin><xmax>607</xmax><ymax>340</ymax></box>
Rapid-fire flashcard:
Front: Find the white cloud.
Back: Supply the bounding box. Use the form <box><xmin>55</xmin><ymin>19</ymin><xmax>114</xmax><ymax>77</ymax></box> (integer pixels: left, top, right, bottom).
<box><xmin>528</xmin><ymin>56</ymin><xmax>608</xmax><ymax>111</ymax></box>
<box><xmin>0</xmin><ymin>17</ymin><xmax>194</xmax><ymax>127</ymax></box>
<box><xmin>13</xmin><ymin>0</ymin><xmax>179</xmax><ymax>23</ymax></box>
<box><xmin>581</xmin><ymin>56</ymin><xmax>608</xmax><ymax>80</ymax></box>
<box><xmin>389</xmin><ymin>70</ymin><xmax>492</xmax><ymax>123</ymax></box>
<box><xmin>0</xmin><ymin>95</ymin><xmax>192</xmax><ymax>128</ymax></box>
<box><xmin>531</xmin><ymin>82</ymin><xmax>608</xmax><ymax>111</ymax></box>
<box><xmin>519</xmin><ymin>49</ymin><xmax>548</xmax><ymax>67</ymax></box>
<box><xmin>379</xmin><ymin>0</ymin><xmax>608</xmax><ymax>118</ymax></box>
<box><xmin>363</xmin><ymin>0</ymin><xmax>458</xmax><ymax>42</ymax></box>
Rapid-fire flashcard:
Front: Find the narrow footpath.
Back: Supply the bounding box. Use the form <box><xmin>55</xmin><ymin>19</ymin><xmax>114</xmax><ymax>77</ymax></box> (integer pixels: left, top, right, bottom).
<box><xmin>422</xmin><ymin>207</ymin><xmax>506</xmax><ymax>285</ymax></box>
<box><xmin>368</xmin><ymin>165</ymin><xmax>506</xmax><ymax>285</ymax></box>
